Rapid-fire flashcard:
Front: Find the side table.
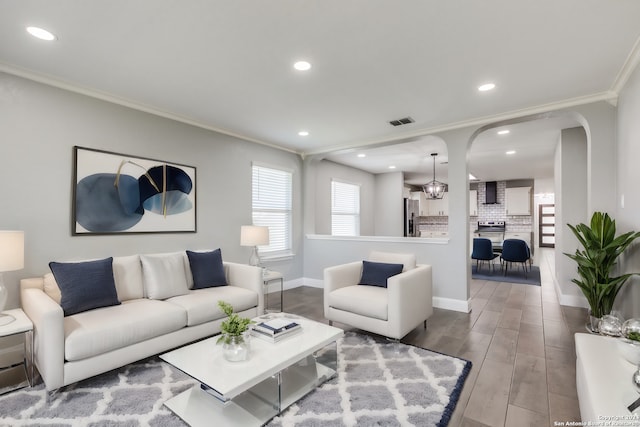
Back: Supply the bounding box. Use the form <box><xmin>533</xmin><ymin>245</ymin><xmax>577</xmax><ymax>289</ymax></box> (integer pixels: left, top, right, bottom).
<box><xmin>575</xmin><ymin>333</ymin><xmax>640</xmax><ymax>422</ymax></box>
<box><xmin>263</xmin><ymin>270</ymin><xmax>284</xmax><ymax>313</ymax></box>
<box><xmin>0</xmin><ymin>308</ymin><xmax>34</xmax><ymax>395</ymax></box>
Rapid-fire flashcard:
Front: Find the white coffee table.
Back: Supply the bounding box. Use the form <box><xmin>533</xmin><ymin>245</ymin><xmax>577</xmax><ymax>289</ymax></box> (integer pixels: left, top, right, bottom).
<box><xmin>160</xmin><ymin>315</ymin><xmax>343</xmax><ymax>427</ymax></box>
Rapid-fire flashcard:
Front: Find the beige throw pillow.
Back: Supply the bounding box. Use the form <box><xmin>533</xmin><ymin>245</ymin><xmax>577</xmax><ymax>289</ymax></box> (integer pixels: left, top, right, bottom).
<box><xmin>140</xmin><ymin>253</ymin><xmax>189</xmax><ymax>300</ymax></box>
<box><xmin>43</xmin><ymin>272</ymin><xmax>62</xmax><ymax>304</ymax></box>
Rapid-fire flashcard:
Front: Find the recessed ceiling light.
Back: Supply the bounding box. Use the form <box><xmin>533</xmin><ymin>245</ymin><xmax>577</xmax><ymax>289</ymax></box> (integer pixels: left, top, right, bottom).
<box><xmin>506</xmin><ymin>150</ymin><xmax>516</xmax><ymax>155</ymax></box>
<box><xmin>293</xmin><ymin>61</ymin><xmax>311</xmax><ymax>71</ymax></box>
<box><xmin>469</xmin><ymin>173</ymin><xmax>477</xmax><ymax>180</ymax></box>
<box><xmin>298</xmin><ymin>131</ymin><xmax>309</xmax><ymax>136</ymax></box>
<box><xmin>388</xmin><ymin>165</ymin><xmax>396</xmax><ymax>169</ymax></box>
<box><xmin>357</xmin><ymin>153</ymin><xmax>366</xmax><ymax>158</ymax></box>
<box><xmin>498</xmin><ymin>130</ymin><xmax>510</xmax><ymax>135</ymax></box>
<box><xmin>478</xmin><ymin>83</ymin><xmax>496</xmax><ymax>92</ymax></box>
<box><xmin>26</xmin><ymin>26</ymin><xmax>56</xmax><ymax>41</ymax></box>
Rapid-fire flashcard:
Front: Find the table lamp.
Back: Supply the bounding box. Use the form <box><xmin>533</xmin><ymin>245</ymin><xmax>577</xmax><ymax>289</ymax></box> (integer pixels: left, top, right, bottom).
<box><xmin>240</xmin><ymin>225</ymin><xmax>269</xmax><ymax>267</ymax></box>
<box><xmin>0</xmin><ymin>230</ymin><xmax>25</xmax><ymax>326</ymax></box>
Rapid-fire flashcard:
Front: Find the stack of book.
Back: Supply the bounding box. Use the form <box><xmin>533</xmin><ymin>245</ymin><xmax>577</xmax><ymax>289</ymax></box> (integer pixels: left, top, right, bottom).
<box><xmin>251</xmin><ymin>318</ymin><xmax>302</xmax><ymax>343</ymax></box>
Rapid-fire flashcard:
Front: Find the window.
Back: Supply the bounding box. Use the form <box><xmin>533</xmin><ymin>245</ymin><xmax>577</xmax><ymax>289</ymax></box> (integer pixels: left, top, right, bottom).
<box><xmin>252</xmin><ymin>164</ymin><xmax>292</xmax><ymax>256</ymax></box>
<box><xmin>331</xmin><ymin>180</ymin><xmax>360</xmax><ymax>236</ymax></box>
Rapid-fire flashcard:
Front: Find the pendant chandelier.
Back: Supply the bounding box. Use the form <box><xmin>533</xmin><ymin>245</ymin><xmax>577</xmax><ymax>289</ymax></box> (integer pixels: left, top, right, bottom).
<box><xmin>422</xmin><ymin>153</ymin><xmax>448</xmax><ymax>199</ymax></box>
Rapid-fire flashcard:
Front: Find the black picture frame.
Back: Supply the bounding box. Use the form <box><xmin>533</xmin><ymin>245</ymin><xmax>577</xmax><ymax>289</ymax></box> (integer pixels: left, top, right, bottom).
<box><xmin>72</xmin><ymin>146</ymin><xmax>197</xmax><ymax>235</ymax></box>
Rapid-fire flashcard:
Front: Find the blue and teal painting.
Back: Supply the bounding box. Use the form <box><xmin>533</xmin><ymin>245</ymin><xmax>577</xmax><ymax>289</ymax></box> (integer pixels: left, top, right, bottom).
<box><xmin>75</xmin><ymin>162</ymin><xmax>193</xmax><ymax>233</ymax></box>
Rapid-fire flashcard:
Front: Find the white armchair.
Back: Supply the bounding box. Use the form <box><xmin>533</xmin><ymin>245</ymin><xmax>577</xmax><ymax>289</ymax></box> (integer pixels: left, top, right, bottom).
<box><xmin>323</xmin><ymin>251</ymin><xmax>433</xmax><ymax>340</ymax></box>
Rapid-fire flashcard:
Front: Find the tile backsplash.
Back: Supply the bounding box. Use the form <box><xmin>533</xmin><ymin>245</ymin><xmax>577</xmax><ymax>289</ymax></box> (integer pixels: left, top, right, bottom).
<box><xmin>417</xmin><ymin>180</ymin><xmax>534</xmax><ymax>234</ymax></box>
<box><xmin>477</xmin><ymin>181</ymin><xmax>506</xmax><ymax>221</ymax></box>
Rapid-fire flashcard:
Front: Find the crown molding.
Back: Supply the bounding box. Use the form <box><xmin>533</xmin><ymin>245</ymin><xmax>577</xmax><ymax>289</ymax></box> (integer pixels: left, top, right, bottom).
<box><xmin>611</xmin><ymin>35</ymin><xmax>640</xmax><ymax>95</ymax></box>
<box><xmin>1</xmin><ymin>61</ymin><xmax>628</xmax><ymax>159</ymax></box>
<box><xmin>306</xmin><ymin>91</ymin><xmax>618</xmax><ymax>157</ymax></box>
<box><xmin>0</xmin><ymin>63</ymin><xmax>301</xmax><ymax>156</ymax></box>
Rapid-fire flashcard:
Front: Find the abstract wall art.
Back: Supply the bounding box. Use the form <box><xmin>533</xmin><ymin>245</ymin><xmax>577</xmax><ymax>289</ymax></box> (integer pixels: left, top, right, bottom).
<box><xmin>73</xmin><ymin>146</ymin><xmax>196</xmax><ymax>235</ymax></box>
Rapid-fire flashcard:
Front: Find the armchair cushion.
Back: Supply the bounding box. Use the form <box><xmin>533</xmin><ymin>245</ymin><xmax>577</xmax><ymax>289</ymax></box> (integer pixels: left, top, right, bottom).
<box><xmin>327</xmin><ymin>285</ymin><xmax>388</xmax><ymax>320</ymax></box>
<box><xmin>358</xmin><ymin>260</ymin><xmax>403</xmax><ymax>288</ymax></box>
<box><xmin>368</xmin><ymin>251</ymin><xmax>416</xmax><ymax>272</ymax></box>
<box><xmin>186</xmin><ymin>249</ymin><xmax>227</xmax><ymax>289</ymax></box>
<box><xmin>49</xmin><ymin>257</ymin><xmax>121</xmax><ymax>316</ymax></box>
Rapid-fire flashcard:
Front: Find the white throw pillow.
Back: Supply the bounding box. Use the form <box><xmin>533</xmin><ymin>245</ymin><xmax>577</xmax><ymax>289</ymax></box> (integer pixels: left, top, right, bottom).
<box><xmin>113</xmin><ymin>255</ymin><xmax>144</xmax><ymax>301</ymax></box>
<box><xmin>140</xmin><ymin>253</ymin><xmax>189</xmax><ymax>300</ymax></box>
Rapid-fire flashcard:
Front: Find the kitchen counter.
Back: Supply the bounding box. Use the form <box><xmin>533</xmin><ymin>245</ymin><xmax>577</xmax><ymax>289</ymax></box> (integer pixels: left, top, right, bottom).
<box><xmin>471</xmin><ymin>230</ymin><xmax>534</xmax><ymax>255</ymax></box>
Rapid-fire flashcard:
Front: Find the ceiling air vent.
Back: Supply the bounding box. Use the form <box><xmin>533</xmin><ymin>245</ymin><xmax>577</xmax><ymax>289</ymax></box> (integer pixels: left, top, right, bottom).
<box><xmin>389</xmin><ymin>116</ymin><xmax>414</xmax><ymax>127</ymax></box>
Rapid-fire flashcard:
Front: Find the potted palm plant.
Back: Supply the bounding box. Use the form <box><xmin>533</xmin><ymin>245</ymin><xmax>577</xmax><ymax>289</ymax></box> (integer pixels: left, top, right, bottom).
<box><xmin>565</xmin><ymin>212</ymin><xmax>640</xmax><ymax>332</ymax></box>
<box><xmin>217</xmin><ymin>300</ymin><xmax>254</xmax><ymax>361</ymax></box>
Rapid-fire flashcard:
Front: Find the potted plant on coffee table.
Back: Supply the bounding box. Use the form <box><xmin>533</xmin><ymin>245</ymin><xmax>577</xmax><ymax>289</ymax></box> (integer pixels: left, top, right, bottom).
<box><xmin>217</xmin><ymin>300</ymin><xmax>254</xmax><ymax>361</ymax></box>
<box><xmin>565</xmin><ymin>212</ymin><xmax>640</xmax><ymax>332</ymax></box>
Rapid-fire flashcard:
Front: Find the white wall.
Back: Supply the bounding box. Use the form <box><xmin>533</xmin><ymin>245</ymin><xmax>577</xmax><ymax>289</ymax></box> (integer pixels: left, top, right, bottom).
<box><xmin>374</xmin><ymin>172</ymin><xmax>404</xmax><ymax>236</ymax></box>
<box><xmin>615</xmin><ymin>62</ymin><xmax>640</xmax><ymax>319</ymax></box>
<box><xmin>304</xmin><ymin>103</ymin><xmax>618</xmax><ymax>312</ymax></box>
<box><xmin>2</xmin><ymin>69</ymin><xmax>627</xmax><ymax>315</ymax></box>
<box><xmin>0</xmin><ymin>72</ymin><xmax>303</xmax><ymax>308</ymax></box>
<box><xmin>534</xmin><ymin>177</ymin><xmax>554</xmax><ymax>194</ymax></box>
<box><xmin>313</xmin><ymin>160</ymin><xmax>375</xmax><ymax>235</ymax></box>
<box><xmin>303</xmin><ymin>127</ymin><xmax>476</xmax><ymax>312</ymax></box>
<box><xmin>554</xmin><ymin>127</ymin><xmax>589</xmax><ymax>306</ymax></box>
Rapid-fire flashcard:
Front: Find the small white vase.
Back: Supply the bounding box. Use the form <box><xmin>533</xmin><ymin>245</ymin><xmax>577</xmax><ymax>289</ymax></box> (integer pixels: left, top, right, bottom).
<box><xmin>222</xmin><ymin>332</ymin><xmax>251</xmax><ymax>362</ymax></box>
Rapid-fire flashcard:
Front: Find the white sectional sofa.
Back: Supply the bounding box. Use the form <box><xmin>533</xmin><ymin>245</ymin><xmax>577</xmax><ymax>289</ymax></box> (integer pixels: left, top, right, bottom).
<box><xmin>20</xmin><ymin>250</ymin><xmax>263</xmax><ymax>391</ymax></box>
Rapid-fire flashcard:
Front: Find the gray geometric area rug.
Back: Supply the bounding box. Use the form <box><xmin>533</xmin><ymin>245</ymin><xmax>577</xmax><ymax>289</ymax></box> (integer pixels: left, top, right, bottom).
<box><xmin>267</xmin><ymin>332</ymin><xmax>471</xmax><ymax>427</ymax></box>
<box><xmin>0</xmin><ymin>332</ymin><xmax>471</xmax><ymax>427</ymax></box>
<box><xmin>472</xmin><ymin>264</ymin><xmax>541</xmax><ymax>286</ymax></box>
<box><xmin>0</xmin><ymin>357</ymin><xmax>197</xmax><ymax>427</ymax></box>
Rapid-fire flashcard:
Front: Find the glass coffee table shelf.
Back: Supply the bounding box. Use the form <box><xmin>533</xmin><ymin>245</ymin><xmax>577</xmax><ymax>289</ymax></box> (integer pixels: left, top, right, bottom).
<box><xmin>160</xmin><ymin>315</ymin><xmax>343</xmax><ymax>427</ymax></box>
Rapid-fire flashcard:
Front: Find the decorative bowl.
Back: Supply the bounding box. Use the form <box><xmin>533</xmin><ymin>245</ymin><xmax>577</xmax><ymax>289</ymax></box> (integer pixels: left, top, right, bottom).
<box><xmin>599</xmin><ymin>315</ymin><xmax>623</xmax><ymax>337</ymax></box>
<box><xmin>623</xmin><ymin>318</ymin><xmax>640</xmax><ymax>342</ymax></box>
<box><xmin>617</xmin><ymin>338</ymin><xmax>640</xmax><ymax>365</ymax></box>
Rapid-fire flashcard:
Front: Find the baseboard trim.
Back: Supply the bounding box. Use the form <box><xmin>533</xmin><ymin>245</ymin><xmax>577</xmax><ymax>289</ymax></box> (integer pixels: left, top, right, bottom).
<box><xmin>300</xmin><ymin>278</ymin><xmax>324</xmax><ymax>288</ymax></box>
<box><xmin>433</xmin><ymin>297</ymin><xmax>471</xmax><ymax>313</ymax></box>
<box><xmin>275</xmin><ymin>278</ymin><xmax>470</xmax><ymax>313</ymax></box>
<box><xmin>557</xmin><ymin>289</ymin><xmax>589</xmax><ymax>308</ymax></box>
<box><xmin>265</xmin><ymin>278</ymin><xmax>310</xmax><ymax>294</ymax></box>
<box><xmin>264</xmin><ymin>275</ymin><xmax>588</xmax><ymax>312</ymax></box>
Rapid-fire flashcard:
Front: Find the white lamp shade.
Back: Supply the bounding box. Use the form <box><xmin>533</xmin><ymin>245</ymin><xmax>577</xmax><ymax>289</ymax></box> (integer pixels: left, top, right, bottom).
<box><xmin>240</xmin><ymin>226</ymin><xmax>269</xmax><ymax>247</ymax></box>
<box><xmin>0</xmin><ymin>231</ymin><xmax>24</xmax><ymax>272</ymax></box>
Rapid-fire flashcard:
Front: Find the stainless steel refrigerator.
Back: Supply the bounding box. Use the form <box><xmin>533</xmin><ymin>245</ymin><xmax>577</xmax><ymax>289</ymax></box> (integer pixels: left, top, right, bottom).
<box><xmin>403</xmin><ymin>198</ymin><xmax>419</xmax><ymax>237</ymax></box>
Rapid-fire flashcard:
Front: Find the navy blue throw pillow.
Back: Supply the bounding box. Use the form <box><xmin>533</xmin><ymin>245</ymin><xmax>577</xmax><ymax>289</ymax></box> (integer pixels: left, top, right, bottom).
<box><xmin>186</xmin><ymin>249</ymin><xmax>228</xmax><ymax>289</ymax></box>
<box><xmin>358</xmin><ymin>260</ymin><xmax>404</xmax><ymax>288</ymax></box>
<box><xmin>49</xmin><ymin>257</ymin><xmax>120</xmax><ymax>316</ymax></box>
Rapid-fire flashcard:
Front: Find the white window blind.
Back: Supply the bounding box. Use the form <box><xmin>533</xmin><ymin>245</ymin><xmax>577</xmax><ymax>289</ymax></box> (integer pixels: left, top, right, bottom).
<box><xmin>331</xmin><ymin>180</ymin><xmax>360</xmax><ymax>236</ymax></box>
<box><xmin>252</xmin><ymin>165</ymin><xmax>292</xmax><ymax>255</ymax></box>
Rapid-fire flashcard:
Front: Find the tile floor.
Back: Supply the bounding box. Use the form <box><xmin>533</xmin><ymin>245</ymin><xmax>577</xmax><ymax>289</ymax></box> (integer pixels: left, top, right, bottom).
<box><xmin>279</xmin><ymin>247</ymin><xmax>586</xmax><ymax>427</ymax></box>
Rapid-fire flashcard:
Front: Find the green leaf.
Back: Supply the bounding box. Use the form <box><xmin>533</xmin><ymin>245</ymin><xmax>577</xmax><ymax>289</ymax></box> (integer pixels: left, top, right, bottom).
<box><xmin>565</xmin><ymin>212</ymin><xmax>640</xmax><ymax>317</ymax></box>
<box><xmin>216</xmin><ymin>300</ymin><xmax>255</xmax><ymax>345</ymax></box>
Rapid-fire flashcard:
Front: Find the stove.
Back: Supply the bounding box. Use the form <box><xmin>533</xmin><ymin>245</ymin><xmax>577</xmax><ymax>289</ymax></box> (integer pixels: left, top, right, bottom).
<box><xmin>475</xmin><ymin>221</ymin><xmax>505</xmax><ymax>244</ymax></box>
<box><xmin>476</xmin><ymin>221</ymin><xmax>506</xmax><ymax>233</ymax></box>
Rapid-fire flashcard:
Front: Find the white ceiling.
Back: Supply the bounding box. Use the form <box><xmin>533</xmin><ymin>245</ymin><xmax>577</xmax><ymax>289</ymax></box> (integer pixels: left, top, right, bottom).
<box><xmin>325</xmin><ymin>113</ymin><xmax>580</xmax><ymax>184</ymax></box>
<box><xmin>2</xmin><ymin>1</ymin><xmax>640</xmax><ymax>180</ymax></box>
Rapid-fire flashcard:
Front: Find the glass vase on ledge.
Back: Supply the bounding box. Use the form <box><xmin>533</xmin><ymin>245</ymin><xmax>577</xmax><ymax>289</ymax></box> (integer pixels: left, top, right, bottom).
<box><xmin>586</xmin><ymin>309</ymin><xmax>600</xmax><ymax>334</ymax></box>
